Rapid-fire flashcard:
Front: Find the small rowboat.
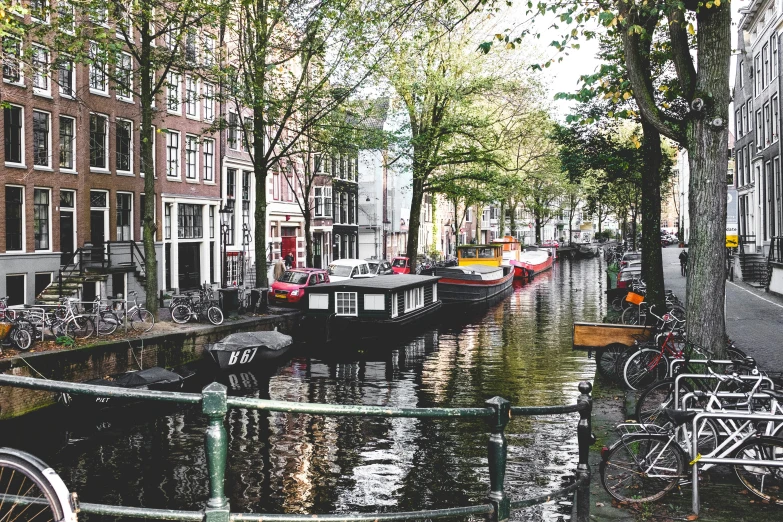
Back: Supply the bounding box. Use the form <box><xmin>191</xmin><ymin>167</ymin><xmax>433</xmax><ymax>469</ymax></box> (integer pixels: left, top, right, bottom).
<box><xmin>514</xmin><ymin>247</ymin><xmax>553</xmax><ymax>277</ymax></box>
<box><xmin>205</xmin><ymin>331</ymin><xmax>293</xmax><ymax>370</ymax></box>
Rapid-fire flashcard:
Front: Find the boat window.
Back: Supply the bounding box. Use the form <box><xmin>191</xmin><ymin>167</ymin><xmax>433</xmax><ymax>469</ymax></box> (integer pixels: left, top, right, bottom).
<box><xmin>461</xmin><ymin>248</ymin><xmax>477</xmax><ymax>258</ymax></box>
<box><xmin>478</xmin><ymin>248</ymin><xmax>495</xmax><ymax>258</ymax></box>
<box><xmin>335</xmin><ymin>292</ymin><xmax>357</xmax><ymax>315</ymax></box>
<box><xmin>364</xmin><ymin>294</ymin><xmax>385</xmax><ymax>311</ymax></box>
<box><xmin>280</xmin><ymin>271</ymin><xmax>308</xmax><ymax>284</ymax></box>
<box><xmin>309</xmin><ymin>294</ymin><xmax>329</xmax><ymax>309</ymax></box>
<box><xmin>328</xmin><ymin>265</ymin><xmax>353</xmax><ymax>277</ymax></box>
<box><xmin>392</xmin><ymin>258</ymin><xmax>407</xmax><ymax>268</ymax></box>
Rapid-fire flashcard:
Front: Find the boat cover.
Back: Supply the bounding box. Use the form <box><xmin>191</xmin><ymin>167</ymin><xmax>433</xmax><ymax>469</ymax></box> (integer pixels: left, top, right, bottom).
<box><xmin>88</xmin><ymin>367</ymin><xmax>184</xmax><ymax>388</ymax></box>
<box><xmin>209</xmin><ymin>331</ymin><xmax>293</xmax><ymax>353</ymax></box>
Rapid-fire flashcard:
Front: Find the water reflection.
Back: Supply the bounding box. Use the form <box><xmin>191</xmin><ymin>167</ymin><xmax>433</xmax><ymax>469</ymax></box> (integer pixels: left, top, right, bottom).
<box><xmin>0</xmin><ymin>257</ymin><xmax>604</xmax><ymax>521</ymax></box>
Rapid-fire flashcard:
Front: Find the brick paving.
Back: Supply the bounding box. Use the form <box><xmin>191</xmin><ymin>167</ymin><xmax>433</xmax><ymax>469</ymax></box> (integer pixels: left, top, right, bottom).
<box><xmin>662</xmin><ymin>246</ymin><xmax>783</xmax><ymax>372</ymax></box>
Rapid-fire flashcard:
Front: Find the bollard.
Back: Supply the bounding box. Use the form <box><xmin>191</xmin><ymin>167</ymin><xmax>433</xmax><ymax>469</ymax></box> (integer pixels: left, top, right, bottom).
<box><xmin>575</xmin><ymin>381</ymin><xmax>593</xmax><ymax>522</ymax></box>
<box><xmin>485</xmin><ymin>396</ymin><xmax>510</xmax><ymax>522</ymax></box>
<box><xmin>202</xmin><ymin>382</ymin><xmax>230</xmax><ymax>522</ymax></box>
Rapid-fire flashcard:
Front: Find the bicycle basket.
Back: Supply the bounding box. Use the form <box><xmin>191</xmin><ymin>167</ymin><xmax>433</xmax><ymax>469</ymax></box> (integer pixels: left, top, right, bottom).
<box><xmin>625</xmin><ymin>292</ymin><xmax>644</xmax><ymax>305</ymax></box>
<box><xmin>0</xmin><ymin>322</ymin><xmax>11</xmax><ymax>340</ymax></box>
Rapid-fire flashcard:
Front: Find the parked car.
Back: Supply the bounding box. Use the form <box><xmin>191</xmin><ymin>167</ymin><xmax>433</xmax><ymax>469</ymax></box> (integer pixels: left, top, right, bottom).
<box><xmin>616</xmin><ymin>266</ymin><xmax>642</xmax><ymax>289</ymax></box>
<box><xmin>541</xmin><ymin>239</ymin><xmax>559</xmax><ymax>248</ymax></box>
<box><xmin>327</xmin><ymin>259</ymin><xmax>376</xmax><ymax>282</ymax></box>
<box><xmin>269</xmin><ymin>268</ymin><xmax>329</xmax><ymax>306</ymax></box>
<box><xmin>391</xmin><ymin>257</ymin><xmax>411</xmax><ymax>274</ymax></box>
<box><xmin>366</xmin><ymin>258</ymin><xmax>394</xmax><ymax>275</ymax></box>
<box><xmin>619</xmin><ymin>252</ymin><xmax>642</xmax><ymax>268</ymax></box>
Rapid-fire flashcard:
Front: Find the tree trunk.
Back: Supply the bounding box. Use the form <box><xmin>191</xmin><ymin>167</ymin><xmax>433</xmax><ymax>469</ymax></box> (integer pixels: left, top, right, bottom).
<box><xmin>499</xmin><ymin>200</ymin><xmax>506</xmax><ymax>237</ymax></box>
<box><xmin>535</xmin><ymin>216</ymin><xmax>541</xmax><ymax>244</ymax></box>
<box><xmin>304</xmin><ymin>211</ymin><xmax>313</xmax><ymax>267</ymax></box>
<box><xmin>639</xmin><ymin>120</ymin><xmax>666</xmax><ymax>310</ymax></box>
<box><xmin>475</xmin><ymin>204</ymin><xmax>481</xmax><ymax>241</ymax></box>
<box><xmin>254</xmin><ymin>107</ymin><xmax>269</xmax><ymax>287</ymax></box>
<box><xmin>139</xmin><ymin>33</ymin><xmax>158</xmax><ymax>314</ymax></box>
<box><xmin>431</xmin><ymin>196</ymin><xmax>437</xmax><ymax>255</ymax></box>
<box><xmin>685</xmin><ymin>4</ymin><xmax>730</xmax><ymax>357</ymax></box>
<box><xmin>631</xmin><ymin>208</ymin><xmax>638</xmax><ymax>251</ymax></box>
<box><xmin>509</xmin><ymin>200</ymin><xmax>517</xmax><ymax>238</ymax></box>
<box><xmin>597</xmin><ymin>203</ymin><xmax>603</xmax><ymax>234</ymax></box>
<box><xmin>406</xmin><ymin>175</ymin><xmax>424</xmax><ymax>270</ymax></box>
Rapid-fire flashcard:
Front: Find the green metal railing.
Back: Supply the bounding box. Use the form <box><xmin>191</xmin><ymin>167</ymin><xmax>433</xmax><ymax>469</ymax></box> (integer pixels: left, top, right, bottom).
<box><xmin>0</xmin><ymin>374</ymin><xmax>593</xmax><ymax>522</ymax></box>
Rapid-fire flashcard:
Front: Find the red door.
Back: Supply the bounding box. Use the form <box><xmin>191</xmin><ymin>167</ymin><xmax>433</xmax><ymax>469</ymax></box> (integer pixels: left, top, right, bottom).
<box><xmin>281</xmin><ymin>236</ymin><xmax>297</xmax><ymax>266</ymax></box>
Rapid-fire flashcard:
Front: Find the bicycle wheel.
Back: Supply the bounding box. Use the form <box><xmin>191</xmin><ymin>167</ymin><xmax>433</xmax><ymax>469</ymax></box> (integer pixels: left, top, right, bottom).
<box><xmin>170</xmin><ymin>304</ymin><xmax>192</xmax><ymax>324</ymax></box>
<box><xmin>97</xmin><ymin>311</ymin><xmax>119</xmax><ymax>336</ymax></box>
<box><xmin>733</xmin><ymin>436</ymin><xmax>783</xmax><ymax>505</ymax></box>
<box><xmin>14</xmin><ymin>319</ymin><xmax>37</xmax><ymax>346</ymax></box>
<box><xmin>635</xmin><ymin>379</ymin><xmax>692</xmax><ymax>425</ymax></box>
<box><xmin>66</xmin><ymin>316</ymin><xmax>94</xmax><ymax>339</ymax></box>
<box><xmin>668</xmin><ymin>304</ymin><xmax>686</xmax><ymax>322</ymax></box>
<box><xmin>12</xmin><ymin>328</ymin><xmax>33</xmax><ymax>351</ymax></box>
<box><xmin>611</xmin><ymin>297</ymin><xmax>624</xmax><ymax>312</ymax></box>
<box><xmin>0</xmin><ymin>448</ymin><xmax>74</xmax><ymax>522</ymax></box>
<box><xmin>622</xmin><ymin>306</ymin><xmax>642</xmax><ymax>325</ymax></box>
<box><xmin>623</xmin><ymin>349</ymin><xmax>669</xmax><ymax>390</ymax></box>
<box><xmin>207</xmin><ymin>306</ymin><xmax>224</xmax><ymax>325</ymax></box>
<box><xmin>600</xmin><ymin>434</ymin><xmax>686</xmax><ymax>503</ymax></box>
<box><xmin>130</xmin><ymin>309</ymin><xmax>155</xmax><ymax>333</ymax></box>
<box><xmin>596</xmin><ymin>343</ymin><xmax>628</xmax><ymax>383</ymax></box>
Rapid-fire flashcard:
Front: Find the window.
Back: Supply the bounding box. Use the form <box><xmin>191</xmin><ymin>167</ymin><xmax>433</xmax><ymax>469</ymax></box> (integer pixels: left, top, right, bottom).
<box><xmin>164</xmin><ymin>204</ymin><xmax>171</xmax><ymax>240</ymax></box>
<box><xmin>178</xmin><ymin>204</ymin><xmax>203</xmax><ymax>239</ymax></box>
<box><xmin>6</xmin><ymin>275</ymin><xmax>25</xmax><ymax>306</ymax></box>
<box><xmin>273</xmin><ymin>171</ymin><xmax>280</xmax><ymax>201</ymax></box>
<box><xmin>763</xmin><ymin>43</ymin><xmax>770</xmax><ymax>87</ymax></box>
<box><xmin>341</xmin><ymin>193</ymin><xmax>347</xmax><ymax>223</ymax></box>
<box><xmin>31</xmin><ymin>0</ymin><xmax>49</xmax><ymax>23</ymax></box>
<box><xmin>139</xmin><ymin>194</ymin><xmax>147</xmax><ymax>238</ymax></box>
<box><xmin>33</xmin><ymin>189</ymin><xmax>50</xmax><ymax>250</ymax></box>
<box><xmin>116</xmin><ymin>193</ymin><xmax>132</xmax><ymax>240</ymax></box>
<box><xmin>2</xmin><ymin>38</ymin><xmax>21</xmax><ymax>83</ymax></box>
<box><xmin>314</xmin><ymin>187</ymin><xmax>323</xmax><ymax>216</ymax></box>
<box><xmin>757</xmin><ymin>109</ymin><xmax>764</xmax><ymax>151</ymax></box>
<box><xmin>209</xmin><ymin>206</ymin><xmax>214</xmax><ymax>238</ymax></box>
<box><xmin>742</xmin><ymin>103</ymin><xmax>748</xmax><ymax>136</ymax></box>
<box><xmin>185</xmin><ymin>30</ymin><xmax>197</xmax><ymax>63</ymax></box>
<box><xmin>32</xmin><ymin>111</ymin><xmax>50</xmax><ymax>167</ymax></box>
<box><xmin>738</xmin><ymin>149</ymin><xmax>744</xmax><ymax>187</ymax></box>
<box><xmin>203</xmin><ymin>139</ymin><xmax>214</xmax><ymax>182</ymax></box>
<box><xmin>185</xmin><ymin>76</ymin><xmax>198</xmax><ymax>117</ymax></box>
<box><xmin>185</xmin><ymin>135</ymin><xmax>198</xmax><ymax>180</ymax></box>
<box><xmin>58</xmin><ymin>57</ymin><xmax>74</xmax><ymax>96</ymax></box>
<box><xmin>755</xmin><ymin>53</ymin><xmax>762</xmax><ymax>96</ymax></box>
<box><xmin>116</xmin><ymin>9</ymin><xmax>131</xmax><ymax>38</ymax></box>
<box><xmin>167</xmin><ymin>72</ymin><xmax>181</xmax><ymax>112</ymax></box>
<box><xmin>773</xmin><ymin>96</ymin><xmax>779</xmax><ymax>143</ymax></box>
<box><xmin>228</xmin><ymin>112</ymin><xmax>238</xmax><ymax>149</ymax></box>
<box><xmin>242</xmin><ymin>171</ymin><xmax>250</xmax><ymax>225</ymax></box>
<box><xmin>4</xmin><ymin>105</ymin><xmax>23</xmax><ymax>164</ymax></box>
<box><xmin>57</xmin><ymin>1</ymin><xmax>74</xmax><ymax>32</ymax></box>
<box><xmin>226</xmin><ymin>168</ymin><xmax>236</xmax><ymax>199</ymax></box>
<box><xmin>203</xmin><ymin>83</ymin><xmax>214</xmax><ymax>121</ymax></box>
<box><xmin>59</xmin><ymin>116</ymin><xmax>75</xmax><ymax>170</ymax></box>
<box><xmin>364</xmin><ymin>294</ymin><xmax>385</xmax><ymax>311</ymax></box>
<box><xmin>89</xmin><ymin>114</ymin><xmax>108</xmax><ymax>169</ymax></box>
<box><xmin>465</xmin><ymin>207</ymin><xmax>472</xmax><ymax>222</ymax></box>
<box><xmin>89</xmin><ymin>6</ymin><xmax>108</xmax><ymax>25</ymax></box>
<box><xmin>203</xmin><ymin>34</ymin><xmax>216</xmax><ymax>66</ymax></box>
<box><xmin>324</xmin><ymin>187</ymin><xmax>332</xmax><ymax>217</ymax></box>
<box><xmin>5</xmin><ymin>186</ymin><xmax>24</xmax><ymax>251</ymax></box>
<box><xmin>765</xmin><ymin>102</ymin><xmax>772</xmax><ymax>145</ymax></box>
<box><xmin>242</xmin><ymin>116</ymin><xmax>253</xmax><ymax>151</ymax></box>
<box><xmin>140</xmin><ymin>125</ymin><xmax>155</xmax><ymax>177</ymax></box>
<box><xmin>89</xmin><ymin>42</ymin><xmax>107</xmax><ymax>93</ymax></box>
<box><xmin>774</xmin><ymin>36</ymin><xmax>780</xmax><ymax>80</ymax></box>
<box><xmin>116</xmin><ymin>52</ymin><xmax>133</xmax><ymax>100</ymax></box>
<box><xmin>433</xmin><ymin>283</ymin><xmax>437</xmax><ymax>303</ymax></box>
<box><xmin>390</xmin><ymin>293</ymin><xmax>398</xmax><ymax>317</ymax></box>
<box><xmin>116</xmin><ymin>120</ymin><xmax>132</xmax><ymax>172</ymax></box>
<box><xmin>404</xmin><ymin>287</ymin><xmax>424</xmax><ymax>312</ymax></box>
<box><xmin>309</xmin><ymin>294</ymin><xmax>329</xmax><ymax>310</ymax></box>
<box><xmin>166</xmin><ymin>131</ymin><xmax>180</xmax><ymax>178</ymax></box>
<box><xmin>335</xmin><ymin>292</ymin><xmax>357</xmax><ymax>316</ymax></box>
<box><xmin>32</xmin><ymin>46</ymin><xmax>49</xmax><ymax>93</ymax></box>
<box><xmin>736</xmin><ymin>109</ymin><xmax>742</xmax><ymax>138</ymax></box>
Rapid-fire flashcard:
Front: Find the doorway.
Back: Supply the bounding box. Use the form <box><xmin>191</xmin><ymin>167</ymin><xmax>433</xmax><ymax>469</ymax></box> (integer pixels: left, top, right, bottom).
<box><xmin>178</xmin><ymin>243</ymin><xmax>201</xmax><ymax>290</ymax></box>
<box><xmin>60</xmin><ymin>211</ymin><xmax>74</xmax><ymax>264</ymax></box>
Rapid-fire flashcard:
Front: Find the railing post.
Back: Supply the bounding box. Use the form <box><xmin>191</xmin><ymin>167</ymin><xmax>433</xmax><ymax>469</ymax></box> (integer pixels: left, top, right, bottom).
<box><xmin>575</xmin><ymin>381</ymin><xmax>593</xmax><ymax>522</ymax></box>
<box><xmin>202</xmin><ymin>382</ymin><xmax>230</xmax><ymax>522</ymax></box>
<box><xmin>485</xmin><ymin>396</ymin><xmax>510</xmax><ymax>522</ymax></box>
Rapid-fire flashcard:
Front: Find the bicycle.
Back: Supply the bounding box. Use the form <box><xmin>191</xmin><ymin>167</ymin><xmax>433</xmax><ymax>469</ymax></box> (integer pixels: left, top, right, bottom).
<box><xmin>0</xmin><ymin>447</ymin><xmax>78</xmax><ymax>522</ymax></box>
<box><xmin>0</xmin><ymin>311</ymin><xmax>35</xmax><ymax>351</ymax></box>
<box><xmin>26</xmin><ymin>299</ymin><xmax>95</xmax><ymax>340</ymax></box>
<box><xmin>113</xmin><ymin>291</ymin><xmax>155</xmax><ymax>333</ymax></box>
<box><xmin>170</xmin><ymin>294</ymin><xmax>224</xmax><ymax>326</ymax></box>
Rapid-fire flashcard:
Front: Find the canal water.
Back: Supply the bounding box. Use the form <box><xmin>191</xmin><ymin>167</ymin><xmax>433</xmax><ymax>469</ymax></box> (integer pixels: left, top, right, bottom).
<box><xmin>0</xmin><ymin>257</ymin><xmax>605</xmax><ymax>521</ymax></box>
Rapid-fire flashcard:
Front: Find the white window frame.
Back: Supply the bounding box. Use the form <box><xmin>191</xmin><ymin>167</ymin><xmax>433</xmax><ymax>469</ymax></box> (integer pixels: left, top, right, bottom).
<box><xmin>116</xmin><ymin>118</ymin><xmax>133</xmax><ymax>175</ymax></box>
<box><xmin>57</xmin><ymin>55</ymin><xmax>75</xmax><ymax>97</ymax></box>
<box><xmin>202</xmin><ymin>138</ymin><xmax>215</xmax><ymax>183</ymax></box>
<box><xmin>755</xmin><ymin>53</ymin><xmax>762</xmax><ymax>97</ymax></box>
<box><xmin>314</xmin><ymin>186</ymin><xmax>324</xmax><ymax>217</ymax></box>
<box><xmin>57</xmin><ymin>1</ymin><xmax>75</xmax><ymax>34</ymax></box>
<box><xmin>335</xmin><ymin>292</ymin><xmax>358</xmax><ymax>316</ymax></box>
<box><xmin>203</xmin><ymin>83</ymin><xmax>214</xmax><ymax>121</ymax></box>
<box><xmin>404</xmin><ymin>287</ymin><xmax>424</xmax><ymax>312</ymax></box>
<box><xmin>432</xmin><ymin>283</ymin><xmax>437</xmax><ymax>303</ymax></box>
<box><xmin>773</xmin><ymin>95</ymin><xmax>780</xmax><ymax>144</ymax></box>
<box><xmin>116</xmin><ymin>51</ymin><xmax>133</xmax><ymax>102</ymax></box>
<box><xmin>185</xmin><ymin>134</ymin><xmax>198</xmax><ymax>181</ymax></box>
<box><xmin>32</xmin><ymin>109</ymin><xmax>52</xmax><ymax>169</ymax></box>
<box><xmin>227</xmin><ymin>111</ymin><xmax>239</xmax><ymax>150</ymax></box>
<box><xmin>167</xmin><ymin>71</ymin><xmax>181</xmax><ymax>114</ymax></box>
<box><xmin>185</xmin><ymin>75</ymin><xmax>199</xmax><ymax>118</ymax></box>
<box><xmin>31</xmin><ymin>45</ymin><xmax>50</xmax><ymax>96</ymax></box>
<box><xmin>89</xmin><ymin>41</ymin><xmax>108</xmax><ymax>95</ymax></box>
<box><xmin>202</xmin><ymin>34</ymin><xmax>216</xmax><ymax>66</ymax></box>
<box><xmin>5</xmin><ymin>185</ymin><xmax>26</xmax><ymax>252</ymax></box>
<box><xmin>2</xmin><ymin>37</ymin><xmax>23</xmax><ymax>86</ymax></box>
<box><xmin>116</xmin><ymin>191</ymin><xmax>134</xmax><ymax>241</ymax></box>
<box><xmin>89</xmin><ymin>112</ymin><xmax>109</xmax><ymax>172</ymax></box>
<box><xmin>58</xmin><ymin>115</ymin><xmax>76</xmax><ymax>172</ymax></box>
<box><xmin>309</xmin><ymin>294</ymin><xmax>329</xmax><ymax>310</ymax></box>
<box><xmin>390</xmin><ymin>293</ymin><xmax>398</xmax><ymax>318</ymax></box>
<box><xmin>166</xmin><ymin>130</ymin><xmax>180</xmax><ymax>179</ymax></box>
<box><xmin>32</xmin><ymin>187</ymin><xmax>52</xmax><ymax>252</ymax></box>
<box><xmin>31</xmin><ymin>0</ymin><xmax>50</xmax><ymax>24</ymax></box>
<box><xmin>364</xmin><ymin>294</ymin><xmax>385</xmax><ymax>311</ymax></box>
<box><xmin>4</xmin><ymin>104</ymin><xmax>25</xmax><ymax>167</ymax></box>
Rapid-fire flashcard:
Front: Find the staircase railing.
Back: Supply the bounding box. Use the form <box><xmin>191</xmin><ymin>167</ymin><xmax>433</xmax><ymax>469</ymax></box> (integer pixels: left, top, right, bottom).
<box><xmin>58</xmin><ymin>249</ymin><xmax>84</xmax><ymax>298</ymax></box>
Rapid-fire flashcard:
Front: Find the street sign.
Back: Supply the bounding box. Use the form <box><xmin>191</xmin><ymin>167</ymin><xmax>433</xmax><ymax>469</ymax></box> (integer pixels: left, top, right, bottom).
<box><xmin>726</xmin><ymin>188</ymin><xmax>738</xmax><ymax>247</ymax></box>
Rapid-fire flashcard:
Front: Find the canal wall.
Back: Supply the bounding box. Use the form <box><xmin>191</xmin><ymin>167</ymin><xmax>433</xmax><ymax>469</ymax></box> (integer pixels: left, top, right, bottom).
<box><xmin>0</xmin><ymin>311</ymin><xmax>300</xmax><ymax>419</ymax></box>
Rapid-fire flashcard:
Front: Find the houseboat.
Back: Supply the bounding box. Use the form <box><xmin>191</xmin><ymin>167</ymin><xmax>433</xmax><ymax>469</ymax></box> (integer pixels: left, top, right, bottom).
<box><xmin>298</xmin><ymin>275</ymin><xmax>442</xmax><ymax>342</ymax></box>
<box><xmin>517</xmin><ymin>246</ymin><xmax>554</xmax><ymax>276</ymax></box>
<box><xmin>429</xmin><ymin>244</ymin><xmax>514</xmax><ymax>304</ymax></box>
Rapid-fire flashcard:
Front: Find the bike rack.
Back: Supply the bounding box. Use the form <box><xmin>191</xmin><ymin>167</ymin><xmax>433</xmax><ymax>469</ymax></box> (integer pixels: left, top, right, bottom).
<box><xmin>691</xmin><ymin>411</ymin><xmax>783</xmax><ymax>515</ymax></box>
<box><xmin>674</xmin><ymin>373</ymin><xmax>776</xmax><ymax>407</ymax></box>
<box><xmin>668</xmin><ymin>358</ymin><xmax>737</xmax><ymax>376</ymax></box>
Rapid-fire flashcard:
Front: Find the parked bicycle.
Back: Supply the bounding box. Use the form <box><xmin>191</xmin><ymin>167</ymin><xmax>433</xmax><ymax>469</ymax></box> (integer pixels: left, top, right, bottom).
<box><xmin>170</xmin><ymin>291</ymin><xmax>224</xmax><ymax>326</ymax></box>
<box><xmin>0</xmin><ymin>305</ymin><xmax>35</xmax><ymax>351</ymax></box>
<box><xmin>113</xmin><ymin>291</ymin><xmax>155</xmax><ymax>333</ymax></box>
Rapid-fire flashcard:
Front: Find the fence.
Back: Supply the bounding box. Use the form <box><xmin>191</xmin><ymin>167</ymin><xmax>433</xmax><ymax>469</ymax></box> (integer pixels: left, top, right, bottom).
<box><xmin>0</xmin><ymin>374</ymin><xmax>593</xmax><ymax>522</ymax></box>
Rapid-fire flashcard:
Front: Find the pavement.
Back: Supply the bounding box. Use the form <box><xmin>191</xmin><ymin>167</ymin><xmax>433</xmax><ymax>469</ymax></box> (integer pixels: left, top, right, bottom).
<box><xmin>661</xmin><ymin>246</ymin><xmax>783</xmax><ymax>373</ymax></box>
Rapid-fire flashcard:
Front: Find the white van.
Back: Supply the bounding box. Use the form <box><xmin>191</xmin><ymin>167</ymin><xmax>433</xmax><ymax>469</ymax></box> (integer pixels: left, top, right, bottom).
<box><xmin>327</xmin><ymin>259</ymin><xmax>376</xmax><ymax>282</ymax></box>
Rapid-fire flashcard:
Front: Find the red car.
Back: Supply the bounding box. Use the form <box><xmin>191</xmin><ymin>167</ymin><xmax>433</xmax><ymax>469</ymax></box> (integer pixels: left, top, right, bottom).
<box><xmin>269</xmin><ymin>268</ymin><xmax>329</xmax><ymax>306</ymax></box>
<box><xmin>391</xmin><ymin>257</ymin><xmax>411</xmax><ymax>274</ymax></box>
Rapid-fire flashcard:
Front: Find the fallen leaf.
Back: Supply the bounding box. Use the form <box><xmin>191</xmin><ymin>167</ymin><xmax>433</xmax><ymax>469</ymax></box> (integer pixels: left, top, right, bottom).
<box><xmin>687</xmin><ymin>515</ymin><xmax>698</xmax><ymax>521</ymax></box>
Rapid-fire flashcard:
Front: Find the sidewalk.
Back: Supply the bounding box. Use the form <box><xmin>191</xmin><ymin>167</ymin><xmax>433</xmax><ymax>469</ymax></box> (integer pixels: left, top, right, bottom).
<box><xmin>661</xmin><ymin>246</ymin><xmax>783</xmax><ymax>372</ymax></box>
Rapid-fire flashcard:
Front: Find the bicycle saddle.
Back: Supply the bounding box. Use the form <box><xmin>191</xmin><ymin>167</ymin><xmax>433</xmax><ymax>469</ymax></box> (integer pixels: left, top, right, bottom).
<box><xmin>663</xmin><ymin>409</ymin><xmax>698</xmax><ymax>426</ymax></box>
<box><xmin>760</xmin><ymin>388</ymin><xmax>783</xmax><ymax>401</ymax></box>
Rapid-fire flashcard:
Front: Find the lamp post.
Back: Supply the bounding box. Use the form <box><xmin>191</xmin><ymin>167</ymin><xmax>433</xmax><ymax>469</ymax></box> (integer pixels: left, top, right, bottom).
<box><xmin>219</xmin><ymin>198</ymin><xmax>235</xmax><ymax>288</ymax></box>
<box><xmin>382</xmin><ymin>220</ymin><xmax>390</xmax><ymax>259</ymax></box>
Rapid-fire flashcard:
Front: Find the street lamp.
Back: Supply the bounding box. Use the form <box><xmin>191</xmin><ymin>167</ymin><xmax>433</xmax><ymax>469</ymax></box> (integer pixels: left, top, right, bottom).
<box><xmin>382</xmin><ymin>219</ymin><xmax>390</xmax><ymax>259</ymax></box>
<box><xmin>219</xmin><ymin>198</ymin><xmax>235</xmax><ymax>287</ymax></box>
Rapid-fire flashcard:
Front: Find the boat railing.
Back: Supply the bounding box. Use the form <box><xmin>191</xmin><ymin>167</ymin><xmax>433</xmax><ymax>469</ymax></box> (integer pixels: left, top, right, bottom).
<box><xmin>0</xmin><ymin>374</ymin><xmax>594</xmax><ymax>522</ymax></box>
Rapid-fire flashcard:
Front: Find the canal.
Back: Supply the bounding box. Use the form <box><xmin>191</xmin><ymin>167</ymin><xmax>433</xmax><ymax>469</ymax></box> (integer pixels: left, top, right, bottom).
<box><xmin>0</xmin><ymin>256</ymin><xmax>605</xmax><ymax>521</ymax></box>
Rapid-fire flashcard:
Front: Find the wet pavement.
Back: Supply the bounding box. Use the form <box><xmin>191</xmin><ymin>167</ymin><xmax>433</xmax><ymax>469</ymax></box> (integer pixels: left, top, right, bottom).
<box><xmin>0</xmin><ymin>257</ymin><xmax>605</xmax><ymax>522</ymax></box>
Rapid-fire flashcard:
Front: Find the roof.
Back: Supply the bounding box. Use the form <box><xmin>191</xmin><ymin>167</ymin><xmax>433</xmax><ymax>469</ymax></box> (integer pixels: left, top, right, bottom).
<box><xmin>445</xmin><ymin>265</ymin><xmax>502</xmax><ymax>274</ymax></box>
<box><xmin>311</xmin><ymin>274</ymin><xmax>439</xmax><ymax>291</ymax></box>
<box><xmin>457</xmin><ymin>244</ymin><xmax>499</xmax><ymax>249</ymax></box>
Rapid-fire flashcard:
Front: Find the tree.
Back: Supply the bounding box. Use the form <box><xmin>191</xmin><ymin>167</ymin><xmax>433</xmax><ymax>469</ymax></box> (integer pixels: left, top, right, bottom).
<box><xmin>41</xmin><ymin>0</ymin><xmax>226</xmax><ymax>314</ymax></box>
